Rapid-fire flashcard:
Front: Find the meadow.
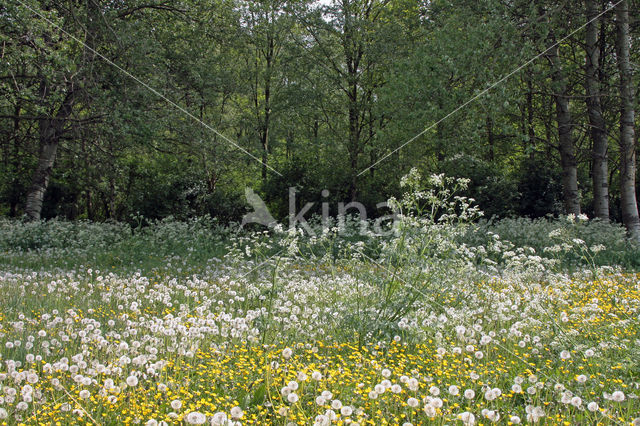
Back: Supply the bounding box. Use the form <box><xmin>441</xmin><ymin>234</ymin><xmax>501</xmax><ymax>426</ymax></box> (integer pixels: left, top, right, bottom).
<box><xmin>1</xmin><ymin>173</ymin><xmax>639</xmax><ymax>425</ymax></box>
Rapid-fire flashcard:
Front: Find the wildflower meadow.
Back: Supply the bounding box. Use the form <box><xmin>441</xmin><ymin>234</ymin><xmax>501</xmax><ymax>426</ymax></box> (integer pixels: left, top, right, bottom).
<box><xmin>1</xmin><ymin>171</ymin><xmax>639</xmax><ymax>425</ymax></box>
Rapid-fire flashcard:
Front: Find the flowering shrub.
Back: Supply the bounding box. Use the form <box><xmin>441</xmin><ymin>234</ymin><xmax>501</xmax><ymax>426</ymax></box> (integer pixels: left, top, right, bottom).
<box><xmin>467</xmin><ymin>215</ymin><xmax>640</xmax><ymax>269</ymax></box>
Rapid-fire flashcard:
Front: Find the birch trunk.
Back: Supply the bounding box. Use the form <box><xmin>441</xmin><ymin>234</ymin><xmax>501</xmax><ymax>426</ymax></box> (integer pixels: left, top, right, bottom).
<box><xmin>25</xmin><ymin>86</ymin><xmax>75</xmax><ymax>220</ymax></box>
<box><xmin>584</xmin><ymin>0</ymin><xmax>609</xmax><ymax>220</ymax></box>
<box><xmin>615</xmin><ymin>0</ymin><xmax>640</xmax><ymax>240</ymax></box>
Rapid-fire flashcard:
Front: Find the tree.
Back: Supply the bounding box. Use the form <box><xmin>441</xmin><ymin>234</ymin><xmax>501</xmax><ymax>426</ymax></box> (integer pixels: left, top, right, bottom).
<box><xmin>241</xmin><ymin>0</ymin><xmax>295</xmax><ymax>184</ymax></box>
<box><xmin>0</xmin><ymin>1</ymin><xmax>90</xmax><ymax>220</ymax></box>
<box><xmin>614</xmin><ymin>0</ymin><xmax>640</xmax><ymax>240</ymax></box>
<box><xmin>1</xmin><ymin>0</ymin><xmax>638</xmax><ymax>226</ymax></box>
<box><xmin>544</xmin><ymin>22</ymin><xmax>581</xmax><ymax>215</ymax></box>
<box><xmin>301</xmin><ymin>0</ymin><xmax>391</xmax><ymax>201</ymax></box>
<box><xmin>584</xmin><ymin>0</ymin><xmax>609</xmax><ymax>220</ymax></box>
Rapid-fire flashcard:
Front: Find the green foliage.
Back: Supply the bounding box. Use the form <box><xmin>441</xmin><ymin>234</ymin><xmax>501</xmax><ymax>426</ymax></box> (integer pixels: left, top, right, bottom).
<box><xmin>440</xmin><ymin>154</ymin><xmax>518</xmax><ymax>218</ymax></box>
<box><xmin>515</xmin><ymin>156</ymin><xmax>564</xmax><ymax>218</ymax></box>
<box><xmin>0</xmin><ymin>216</ymin><xmax>229</xmax><ymax>271</ymax></box>
<box><xmin>0</xmin><ymin>0</ymin><xmax>639</xmax><ymax>228</ymax></box>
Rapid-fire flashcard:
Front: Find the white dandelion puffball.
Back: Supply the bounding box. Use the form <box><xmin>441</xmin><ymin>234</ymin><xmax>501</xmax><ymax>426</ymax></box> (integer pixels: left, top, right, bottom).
<box><xmin>484</xmin><ymin>390</ymin><xmax>496</xmax><ymax>401</ymax></box>
<box><xmin>424</xmin><ymin>405</ymin><xmax>436</xmax><ymax>417</ymax></box>
<box><xmin>430</xmin><ymin>397</ymin><xmax>443</xmax><ymax>408</ymax></box>
<box><xmin>185</xmin><ymin>412</ymin><xmax>206</xmax><ymax>425</ymax></box>
<box><xmin>287</xmin><ymin>392</ymin><xmax>299</xmax><ymax>404</ymax></box>
<box><xmin>340</xmin><ymin>406</ymin><xmax>353</xmax><ymax>416</ymax></box>
<box><xmin>170</xmin><ymin>399</ymin><xmax>182</xmax><ymax>410</ymax></box>
<box><xmin>407</xmin><ymin>378</ymin><xmax>419</xmax><ymax>391</ymax></box>
<box><xmin>211</xmin><ymin>412</ymin><xmax>228</xmax><ymax>426</ymax></box>
<box><xmin>282</xmin><ymin>347</ymin><xmax>293</xmax><ymax>359</ymax></box>
<box><xmin>230</xmin><ymin>406</ymin><xmax>243</xmax><ymax>419</ymax></box>
<box><xmin>611</xmin><ymin>391</ymin><xmax>625</xmax><ymax>402</ymax></box>
<box><xmin>126</xmin><ymin>375</ymin><xmax>139</xmax><ymax>387</ymax></box>
<box><xmin>315</xmin><ymin>414</ymin><xmax>328</xmax><ymax>425</ymax></box>
<box><xmin>458</xmin><ymin>411</ymin><xmax>475</xmax><ymax>425</ymax></box>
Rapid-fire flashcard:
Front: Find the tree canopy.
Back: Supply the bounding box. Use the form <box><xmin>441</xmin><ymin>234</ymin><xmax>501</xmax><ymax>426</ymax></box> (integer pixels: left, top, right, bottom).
<box><xmin>1</xmin><ymin>0</ymin><xmax>639</xmax><ymax>237</ymax></box>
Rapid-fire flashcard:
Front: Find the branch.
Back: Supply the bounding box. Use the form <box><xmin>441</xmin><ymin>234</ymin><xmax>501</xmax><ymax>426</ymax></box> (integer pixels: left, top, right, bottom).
<box><xmin>116</xmin><ymin>2</ymin><xmax>187</xmax><ymax>19</ymax></box>
<box><xmin>0</xmin><ymin>114</ymin><xmax>104</xmax><ymax>123</ymax></box>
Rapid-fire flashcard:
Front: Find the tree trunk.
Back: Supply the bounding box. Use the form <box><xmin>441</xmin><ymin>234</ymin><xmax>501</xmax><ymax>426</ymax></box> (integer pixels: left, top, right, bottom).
<box><xmin>615</xmin><ymin>0</ymin><xmax>640</xmax><ymax>240</ymax></box>
<box><xmin>526</xmin><ymin>74</ymin><xmax>536</xmax><ymax>160</ymax></box>
<box><xmin>25</xmin><ymin>84</ymin><xmax>76</xmax><ymax>220</ymax></box>
<box><xmin>486</xmin><ymin>116</ymin><xmax>494</xmax><ymax>162</ymax></box>
<box><xmin>546</xmin><ymin>38</ymin><xmax>580</xmax><ymax>215</ymax></box>
<box><xmin>585</xmin><ymin>0</ymin><xmax>609</xmax><ymax>220</ymax></box>
<box><xmin>24</xmin><ymin>0</ymin><xmax>98</xmax><ymax>220</ymax></box>
<box><xmin>348</xmin><ymin>87</ymin><xmax>360</xmax><ymax>201</ymax></box>
<box><xmin>9</xmin><ymin>102</ymin><xmax>22</xmax><ymax>217</ymax></box>
<box><xmin>261</xmin><ymin>34</ymin><xmax>274</xmax><ymax>184</ymax></box>
<box><xmin>344</xmin><ymin>7</ymin><xmax>362</xmax><ymax>202</ymax></box>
